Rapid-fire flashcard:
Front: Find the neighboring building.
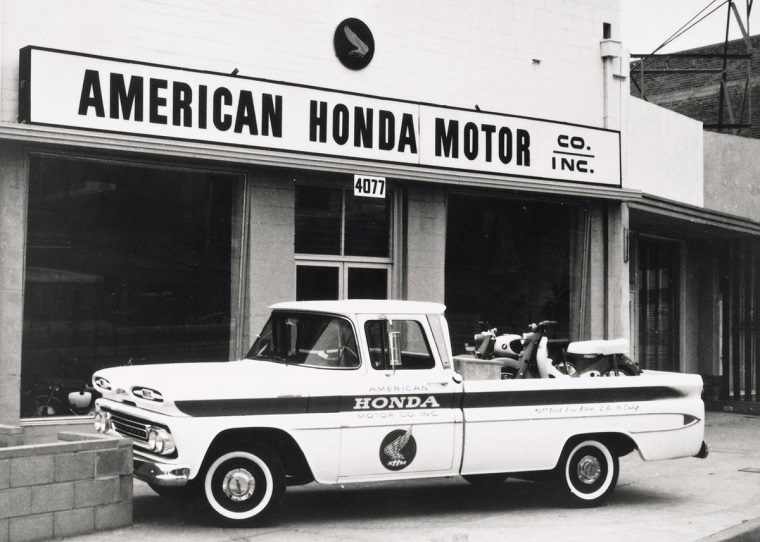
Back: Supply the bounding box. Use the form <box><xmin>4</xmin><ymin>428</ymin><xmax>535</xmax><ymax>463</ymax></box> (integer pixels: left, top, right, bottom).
<box><xmin>630</xmin><ymin>34</ymin><xmax>760</xmax><ymax>139</ymax></box>
<box><xmin>0</xmin><ymin>0</ymin><xmax>758</xmax><ymax>434</ymax></box>
<box><xmin>629</xmin><ymin>33</ymin><xmax>760</xmax><ymax>407</ymax></box>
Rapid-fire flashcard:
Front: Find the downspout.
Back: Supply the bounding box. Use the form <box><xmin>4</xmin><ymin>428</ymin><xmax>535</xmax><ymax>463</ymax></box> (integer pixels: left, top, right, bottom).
<box><xmin>600</xmin><ymin>38</ymin><xmax>631</xmax><ymax>341</ymax></box>
<box><xmin>600</xmin><ymin>39</ymin><xmax>623</xmax><ymax>130</ymax></box>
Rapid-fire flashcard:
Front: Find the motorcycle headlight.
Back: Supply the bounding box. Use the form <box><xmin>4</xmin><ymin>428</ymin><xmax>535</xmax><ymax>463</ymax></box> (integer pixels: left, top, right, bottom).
<box><xmin>146</xmin><ymin>427</ymin><xmax>175</xmax><ymax>455</ymax></box>
<box><xmin>93</xmin><ymin>409</ymin><xmax>111</xmax><ymax>433</ymax></box>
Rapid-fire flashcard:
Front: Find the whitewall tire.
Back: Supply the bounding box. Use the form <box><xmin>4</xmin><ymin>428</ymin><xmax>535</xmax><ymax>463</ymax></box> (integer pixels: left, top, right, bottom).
<box><xmin>202</xmin><ymin>446</ymin><xmax>285</xmax><ymax>524</ymax></box>
<box><xmin>561</xmin><ymin>439</ymin><xmax>618</xmax><ymax>506</ymax></box>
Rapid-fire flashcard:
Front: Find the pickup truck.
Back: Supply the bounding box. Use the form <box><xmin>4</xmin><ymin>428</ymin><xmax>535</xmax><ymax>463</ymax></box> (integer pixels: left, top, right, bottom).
<box><xmin>92</xmin><ymin>300</ymin><xmax>707</xmax><ymax>525</ymax></box>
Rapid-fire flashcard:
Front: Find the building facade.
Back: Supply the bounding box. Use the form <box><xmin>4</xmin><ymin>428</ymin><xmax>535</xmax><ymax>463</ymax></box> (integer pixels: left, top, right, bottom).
<box><xmin>0</xmin><ymin>0</ymin><xmax>758</xmax><ymax>432</ymax></box>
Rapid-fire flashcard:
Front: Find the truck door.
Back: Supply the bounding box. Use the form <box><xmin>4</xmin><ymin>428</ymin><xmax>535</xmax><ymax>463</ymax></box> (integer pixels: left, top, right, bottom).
<box><xmin>337</xmin><ymin>314</ymin><xmax>463</xmax><ymax>481</ymax></box>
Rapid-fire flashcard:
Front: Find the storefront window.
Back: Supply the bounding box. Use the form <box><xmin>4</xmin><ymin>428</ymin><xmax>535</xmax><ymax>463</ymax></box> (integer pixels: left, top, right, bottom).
<box><xmin>21</xmin><ymin>156</ymin><xmax>241</xmax><ymax>418</ymax></box>
<box><xmin>445</xmin><ymin>195</ymin><xmax>576</xmax><ymax>356</ymax></box>
<box><xmin>295</xmin><ymin>183</ymin><xmax>391</xmax><ymax>300</ymax></box>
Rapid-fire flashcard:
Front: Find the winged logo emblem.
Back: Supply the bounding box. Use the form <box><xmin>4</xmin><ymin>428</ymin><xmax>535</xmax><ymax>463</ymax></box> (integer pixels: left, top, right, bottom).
<box><xmin>344</xmin><ymin>25</ymin><xmax>370</xmax><ymax>57</ymax></box>
<box><xmin>383</xmin><ymin>427</ymin><xmax>413</xmax><ymax>467</ymax></box>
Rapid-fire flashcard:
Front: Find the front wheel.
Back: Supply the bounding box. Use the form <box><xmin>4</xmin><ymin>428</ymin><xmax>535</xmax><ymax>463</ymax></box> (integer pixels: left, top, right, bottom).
<box><xmin>559</xmin><ymin>439</ymin><xmax>619</xmax><ymax>506</ymax></box>
<box><xmin>202</xmin><ymin>445</ymin><xmax>285</xmax><ymax>525</ymax></box>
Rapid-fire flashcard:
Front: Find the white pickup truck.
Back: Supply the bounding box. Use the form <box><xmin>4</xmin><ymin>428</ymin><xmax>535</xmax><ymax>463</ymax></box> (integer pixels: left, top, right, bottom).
<box><xmin>92</xmin><ymin>300</ymin><xmax>707</xmax><ymax>525</ymax></box>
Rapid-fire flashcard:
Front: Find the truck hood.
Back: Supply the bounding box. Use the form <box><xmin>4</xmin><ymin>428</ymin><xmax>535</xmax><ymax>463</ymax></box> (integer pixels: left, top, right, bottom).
<box><xmin>93</xmin><ymin>359</ymin><xmax>300</xmax><ymax>409</ymax></box>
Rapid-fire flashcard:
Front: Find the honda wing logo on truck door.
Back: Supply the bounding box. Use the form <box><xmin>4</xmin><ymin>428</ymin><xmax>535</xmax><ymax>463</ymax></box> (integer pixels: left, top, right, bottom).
<box><xmin>380</xmin><ymin>427</ymin><xmax>416</xmax><ymax>470</ymax></box>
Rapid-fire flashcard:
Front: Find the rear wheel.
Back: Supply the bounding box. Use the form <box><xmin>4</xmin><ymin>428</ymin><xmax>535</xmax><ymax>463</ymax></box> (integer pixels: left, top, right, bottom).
<box><xmin>202</xmin><ymin>445</ymin><xmax>285</xmax><ymax>525</ymax></box>
<box><xmin>559</xmin><ymin>439</ymin><xmax>618</xmax><ymax>506</ymax></box>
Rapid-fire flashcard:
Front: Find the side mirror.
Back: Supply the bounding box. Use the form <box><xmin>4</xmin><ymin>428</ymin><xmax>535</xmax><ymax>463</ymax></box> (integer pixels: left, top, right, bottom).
<box><xmin>388</xmin><ymin>330</ymin><xmax>402</xmax><ymax>369</ymax></box>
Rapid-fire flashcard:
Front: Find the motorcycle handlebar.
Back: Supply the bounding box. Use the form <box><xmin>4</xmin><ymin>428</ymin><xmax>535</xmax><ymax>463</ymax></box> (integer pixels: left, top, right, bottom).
<box><xmin>529</xmin><ymin>320</ymin><xmax>558</xmax><ymax>332</ymax></box>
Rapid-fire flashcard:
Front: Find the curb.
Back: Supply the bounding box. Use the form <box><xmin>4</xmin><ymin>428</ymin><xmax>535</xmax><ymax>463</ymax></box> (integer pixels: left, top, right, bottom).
<box><xmin>697</xmin><ymin>516</ymin><xmax>760</xmax><ymax>542</ymax></box>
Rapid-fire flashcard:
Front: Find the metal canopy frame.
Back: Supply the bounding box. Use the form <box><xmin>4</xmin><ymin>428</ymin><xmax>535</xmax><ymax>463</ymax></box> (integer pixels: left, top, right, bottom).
<box><xmin>630</xmin><ymin>0</ymin><xmax>754</xmax><ymax>135</ymax></box>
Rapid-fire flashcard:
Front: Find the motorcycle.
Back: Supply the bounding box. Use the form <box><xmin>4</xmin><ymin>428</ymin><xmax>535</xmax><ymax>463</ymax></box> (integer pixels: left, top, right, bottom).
<box><xmin>31</xmin><ymin>379</ymin><xmax>97</xmax><ymax>417</ymax></box>
<box><xmin>471</xmin><ymin>321</ymin><xmax>640</xmax><ymax>378</ymax></box>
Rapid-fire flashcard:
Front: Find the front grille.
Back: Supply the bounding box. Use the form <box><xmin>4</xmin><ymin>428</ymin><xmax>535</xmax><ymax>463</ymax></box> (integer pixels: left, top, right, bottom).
<box><xmin>100</xmin><ymin>406</ymin><xmax>177</xmax><ymax>459</ymax></box>
<box><xmin>102</xmin><ymin>407</ymin><xmax>166</xmax><ymax>442</ymax></box>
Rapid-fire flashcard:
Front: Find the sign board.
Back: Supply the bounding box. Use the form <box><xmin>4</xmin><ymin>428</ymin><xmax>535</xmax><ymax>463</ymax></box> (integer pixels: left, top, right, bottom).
<box><xmin>353</xmin><ymin>175</ymin><xmax>386</xmax><ymax>198</ymax></box>
<box><xmin>19</xmin><ymin>47</ymin><xmax>621</xmax><ymax>187</ymax></box>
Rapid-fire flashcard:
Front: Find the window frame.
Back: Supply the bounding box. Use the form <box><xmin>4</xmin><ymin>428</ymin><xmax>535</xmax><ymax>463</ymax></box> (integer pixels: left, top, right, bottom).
<box><xmin>294</xmin><ymin>181</ymin><xmax>395</xmax><ymax>300</ymax></box>
<box><xmin>363</xmin><ymin>318</ymin><xmax>437</xmax><ymax>371</ymax></box>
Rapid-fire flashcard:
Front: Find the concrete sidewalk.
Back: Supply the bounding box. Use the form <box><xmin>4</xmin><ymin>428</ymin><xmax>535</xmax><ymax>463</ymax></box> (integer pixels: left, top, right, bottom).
<box><xmin>67</xmin><ymin>411</ymin><xmax>760</xmax><ymax>542</ymax></box>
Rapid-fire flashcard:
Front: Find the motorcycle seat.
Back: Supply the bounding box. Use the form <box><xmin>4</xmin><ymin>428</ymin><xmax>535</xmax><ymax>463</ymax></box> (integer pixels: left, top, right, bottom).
<box><xmin>566</xmin><ymin>338</ymin><xmax>629</xmax><ymax>356</ymax></box>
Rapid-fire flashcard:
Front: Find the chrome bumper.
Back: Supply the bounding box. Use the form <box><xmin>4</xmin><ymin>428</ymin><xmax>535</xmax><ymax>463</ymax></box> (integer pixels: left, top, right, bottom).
<box><xmin>134</xmin><ymin>456</ymin><xmax>190</xmax><ymax>487</ymax></box>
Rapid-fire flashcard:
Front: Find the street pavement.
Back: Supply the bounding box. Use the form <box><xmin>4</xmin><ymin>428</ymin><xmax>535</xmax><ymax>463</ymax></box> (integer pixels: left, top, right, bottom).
<box><xmin>68</xmin><ymin>411</ymin><xmax>760</xmax><ymax>542</ymax></box>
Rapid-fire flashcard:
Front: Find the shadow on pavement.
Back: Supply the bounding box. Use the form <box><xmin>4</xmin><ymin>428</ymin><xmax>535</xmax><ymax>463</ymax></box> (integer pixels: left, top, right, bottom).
<box><xmin>132</xmin><ymin>476</ymin><xmax>679</xmax><ymax>529</ymax></box>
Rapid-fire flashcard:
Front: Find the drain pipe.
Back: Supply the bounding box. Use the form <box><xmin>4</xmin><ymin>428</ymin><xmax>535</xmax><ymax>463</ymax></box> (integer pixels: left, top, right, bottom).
<box><xmin>600</xmin><ymin>39</ymin><xmax>624</xmax><ymax>130</ymax></box>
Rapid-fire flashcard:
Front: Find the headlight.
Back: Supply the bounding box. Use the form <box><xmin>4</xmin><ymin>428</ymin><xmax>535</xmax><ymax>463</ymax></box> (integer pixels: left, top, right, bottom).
<box><xmin>146</xmin><ymin>427</ymin><xmax>176</xmax><ymax>455</ymax></box>
<box><xmin>132</xmin><ymin>386</ymin><xmax>164</xmax><ymax>402</ymax></box>
<box><xmin>93</xmin><ymin>376</ymin><xmax>112</xmax><ymax>391</ymax></box>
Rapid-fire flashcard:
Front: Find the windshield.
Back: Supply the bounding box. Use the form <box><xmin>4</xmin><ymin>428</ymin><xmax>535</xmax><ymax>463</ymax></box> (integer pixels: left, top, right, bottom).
<box><xmin>246</xmin><ymin>312</ymin><xmax>359</xmax><ymax>368</ymax></box>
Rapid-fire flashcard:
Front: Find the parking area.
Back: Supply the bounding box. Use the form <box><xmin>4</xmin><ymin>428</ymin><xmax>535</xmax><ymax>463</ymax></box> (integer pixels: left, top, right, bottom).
<box><xmin>67</xmin><ymin>411</ymin><xmax>760</xmax><ymax>542</ymax></box>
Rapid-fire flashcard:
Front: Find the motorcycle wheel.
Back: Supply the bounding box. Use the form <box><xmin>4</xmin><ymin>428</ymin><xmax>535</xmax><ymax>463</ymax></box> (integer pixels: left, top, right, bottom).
<box><xmin>499</xmin><ymin>358</ymin><xmax>522</xmax><ymax>379</ymax></box>
<box><xmin>33</xmin><ymin>396</ymin><xmax>65</xmax><ymax>417</ymax></box>
<box><xmin>601</xmin><ymin>366</ymin><xmax>636</xmax><ymax>376</ymax></box>
<box><xmin>558</xmin><ymin>439</ymin><xmax>619</xmax><ymax>507</ymax></box>
<box><xmin>555</xmin><ymin>361</ymin><xmax>578</xmax><ymax>376</ymax></box>
<box><xmin>501</xmin><ymin>366</ymin><xmax>518</xmax><ymax>379</ymax></box>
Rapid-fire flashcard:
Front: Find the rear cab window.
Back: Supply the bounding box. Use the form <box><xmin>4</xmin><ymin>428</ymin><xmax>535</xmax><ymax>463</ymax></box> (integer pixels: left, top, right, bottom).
<box><xmin>364</xmin><ymin>319</ymin><xmax>436</xmax><ymax>370</ymax></box>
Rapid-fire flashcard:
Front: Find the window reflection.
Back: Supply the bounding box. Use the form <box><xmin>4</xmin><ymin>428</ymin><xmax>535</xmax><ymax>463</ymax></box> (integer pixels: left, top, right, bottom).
<box><xmin>21</xmin><ymin>157</ymin><xmax>237</xmax><ymax>418</ymax></box>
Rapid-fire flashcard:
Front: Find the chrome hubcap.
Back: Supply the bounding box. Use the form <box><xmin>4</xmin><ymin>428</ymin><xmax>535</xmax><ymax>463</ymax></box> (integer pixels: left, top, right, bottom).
<box><xmin>222</xmin><ymin>468</ymin><xmax>256</xmax><ymax>502</ymax></box>
<box><xmin>577</xmin><ymin>455</ymin><xmax>602</xmax><ymax>484</ymax></box>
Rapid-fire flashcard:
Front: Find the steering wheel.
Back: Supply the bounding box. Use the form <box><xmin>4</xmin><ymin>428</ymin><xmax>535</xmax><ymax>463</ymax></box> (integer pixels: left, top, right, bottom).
<box><xmin>339</xmin><ymin>345</ymin><xmax>359</xmax><ymax>367</ymax></box>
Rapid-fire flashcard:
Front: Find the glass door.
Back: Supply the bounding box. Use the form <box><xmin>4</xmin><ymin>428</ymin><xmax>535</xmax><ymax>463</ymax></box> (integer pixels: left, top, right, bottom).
<box><xmin>637</xmin><ymin>237</ymin><xmax>681</xmax><ymax>372</ymax></box>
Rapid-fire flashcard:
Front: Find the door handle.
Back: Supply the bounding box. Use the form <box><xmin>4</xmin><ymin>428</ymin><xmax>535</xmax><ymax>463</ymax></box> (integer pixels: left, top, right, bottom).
<box><xmin>427</xmin><ymin>381</ymin><xmax>449</xmax><ymax>387</ymax></box>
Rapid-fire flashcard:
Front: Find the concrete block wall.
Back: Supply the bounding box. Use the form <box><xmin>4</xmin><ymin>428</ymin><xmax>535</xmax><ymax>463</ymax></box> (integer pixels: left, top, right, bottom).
<box><xmin>0</xmin><ymin>431</ymin><xmax>132</xmax><ymax>542</ymax></box>
<box><xmin>0</xmin><ymin>144</ymin><xmax>26</xmax><ymax>425</ymax></box>
<box><xmin>2</xmin><ymin>0</ymin><xmax>618</xmax><ymax>129</ymax></box>
<box><xmin>247</xmin><ymin>169</ymin><xmax>295</xmax><ymax>339</ymax></box>
<box><xmin>405</xmin><ymin>184</ymin><xmax>446</xmax><ymax>303</ymax></box>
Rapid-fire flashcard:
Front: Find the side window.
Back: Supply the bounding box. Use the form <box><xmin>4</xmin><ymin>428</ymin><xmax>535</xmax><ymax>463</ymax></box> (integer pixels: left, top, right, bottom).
<box><xmin>364</xmin><ymin>320</ymin><xmax>435</xmax><ymax>370</ymax></box>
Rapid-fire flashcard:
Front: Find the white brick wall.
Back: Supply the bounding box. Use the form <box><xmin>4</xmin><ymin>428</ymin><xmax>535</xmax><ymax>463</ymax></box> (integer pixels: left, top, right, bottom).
<box><xmin>1</xmin><ymin>0</ymin><xmax>619</xmax><ymax>128</ymax></box>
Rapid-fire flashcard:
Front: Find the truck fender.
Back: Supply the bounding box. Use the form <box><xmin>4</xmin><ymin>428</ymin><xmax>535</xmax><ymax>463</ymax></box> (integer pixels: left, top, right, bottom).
<box><xmin>554</xmin><ymin>432</ymin><xmax>637</xmax><ymax>470</ymax></box>
<box><xmin>202</xmin><ymin>427</ymin><xmax>315</xmax><ymax>486</ymax></box>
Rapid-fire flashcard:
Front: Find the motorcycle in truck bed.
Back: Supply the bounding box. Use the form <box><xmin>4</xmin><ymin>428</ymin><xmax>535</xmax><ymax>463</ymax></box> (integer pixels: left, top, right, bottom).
<box><xmin>92</xmin><ymin>300</ymin><xmax>708</xmax><ymax>525</ymax></box>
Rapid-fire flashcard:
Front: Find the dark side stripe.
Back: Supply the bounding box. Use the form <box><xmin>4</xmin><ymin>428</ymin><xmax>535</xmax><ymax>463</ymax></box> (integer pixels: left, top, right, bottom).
<box><xmin>175</xmin><ymin>386</ymin><xmax>684</xmax><ymax>417</ymax></box>
<box><xmin>462</xmin><ymin>386</ymin><xmax>684</xmax><ymax>408</ymax></box>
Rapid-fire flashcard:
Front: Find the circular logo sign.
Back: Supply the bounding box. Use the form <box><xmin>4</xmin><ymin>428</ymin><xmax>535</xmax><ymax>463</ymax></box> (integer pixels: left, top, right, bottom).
<box><xmin>334</xmin><ymin>18</ymin><xmax>375</xmax><ymax>70</ymax></box>
<box><xmin>379</xmin><ymin>428</ymin><xmax>416</xmax><ymax>471</ymax></box>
